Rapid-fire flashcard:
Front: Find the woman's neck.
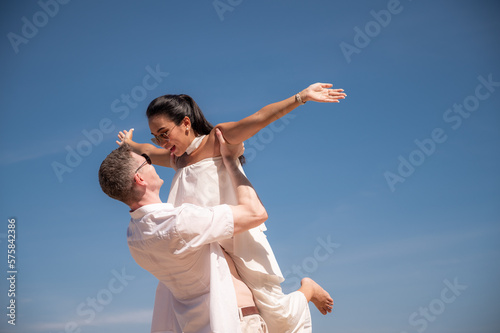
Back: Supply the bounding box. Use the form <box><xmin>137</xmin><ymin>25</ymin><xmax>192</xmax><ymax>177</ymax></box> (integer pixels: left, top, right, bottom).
<box><xmin>178</xmin><ymin>134</ymin><xmax>214</xmax><ymax>168</ymax></box>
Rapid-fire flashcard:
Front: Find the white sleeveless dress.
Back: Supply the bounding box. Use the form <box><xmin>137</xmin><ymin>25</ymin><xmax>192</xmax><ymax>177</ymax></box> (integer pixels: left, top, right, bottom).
<box><xmin>150</xmin><ymin>154</ymin><xmax>312</xmax><ymax>332</ymax></box>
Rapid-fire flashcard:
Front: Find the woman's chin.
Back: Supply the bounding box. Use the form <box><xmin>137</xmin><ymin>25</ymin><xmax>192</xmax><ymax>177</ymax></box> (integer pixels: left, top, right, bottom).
<box><xmin>172</xmin><ymin>147</ymin><xmax>186</xmax><ymax>156</ymax></box>
<box><xmin>166</xmin><ymin>144</ymin><xmax>186</xmax><ymax>156</ymax></box>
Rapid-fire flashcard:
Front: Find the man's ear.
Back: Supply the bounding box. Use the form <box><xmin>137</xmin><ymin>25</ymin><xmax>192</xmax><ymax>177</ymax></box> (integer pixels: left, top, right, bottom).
<box><xmin>134</xmin><ymin>173</ymin><xmax>147</xmax><ymax>186</ymax></box>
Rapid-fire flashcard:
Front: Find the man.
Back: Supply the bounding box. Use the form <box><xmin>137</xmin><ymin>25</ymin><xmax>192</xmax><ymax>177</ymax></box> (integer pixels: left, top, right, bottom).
<box><xmin>99</xmin><ymin>129</ymin><xmax>332</xmax><ymax>332</ymax></box>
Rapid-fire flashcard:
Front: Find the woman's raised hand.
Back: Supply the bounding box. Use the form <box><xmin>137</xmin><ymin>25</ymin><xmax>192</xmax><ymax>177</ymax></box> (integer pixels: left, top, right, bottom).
<box><xmin>116</xmin><ymin>128</ymin><xmax>134</xmax><ymax>146</ymax></box>
<box><xmin>302</xmin><ymin>83</ymin><xmax>346</xmax><ymax>103</ymax></box>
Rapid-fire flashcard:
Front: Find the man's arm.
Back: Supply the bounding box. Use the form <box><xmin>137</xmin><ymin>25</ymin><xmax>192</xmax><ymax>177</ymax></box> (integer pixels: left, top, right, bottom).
<box><xmin>215</xmin><ymin>129</ymin><xmax>268</xmax><ymax>234</ymax></box>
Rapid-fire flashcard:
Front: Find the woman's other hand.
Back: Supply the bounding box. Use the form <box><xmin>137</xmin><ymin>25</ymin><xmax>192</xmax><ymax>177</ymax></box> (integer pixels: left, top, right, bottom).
<box><xmin>116</xmin><ymin>128</ymin><xmax>134</xmax><ymax>146</ymax></box>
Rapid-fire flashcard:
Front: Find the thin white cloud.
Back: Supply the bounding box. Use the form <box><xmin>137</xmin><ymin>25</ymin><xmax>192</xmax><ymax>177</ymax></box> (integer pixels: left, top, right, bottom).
<box><xmin>0</xmin><ymin>121</ymin><xmax>151</xmax><ymax>166</ymax></box>
<box><xmin>1</xmin><ymin>145</ymin><xmax>63</xmax><ymax>165</ymax></box>
<box><xmin>93</xmin><ymin>309</ymin><xmax>153</xmax><ymax>325</ymax></box>
<box><xmin>0</xmin><ymin>135</ymin><xmax>78</xmax><ymax>166</ymax></box>
<box><xmin>334</xmin><ymin>224</ymin><xmax>500</xmax><ymax>266</ymax></box>
<box><xmin>31</xmin><ymin>309</ymin><xmax>152</xmax><ymax>331</ymax></box>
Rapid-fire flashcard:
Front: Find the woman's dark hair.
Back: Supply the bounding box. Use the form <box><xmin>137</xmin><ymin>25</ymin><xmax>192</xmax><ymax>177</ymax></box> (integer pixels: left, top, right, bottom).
<box><xmin>146</xmin><ymin>94</ymin><xmax>213</xmax><ymax>136</ymax></box>
<box><xmin>146</xmin><ymin>94</ymin><xmax>245</xmax><ymax>164</ymax></box>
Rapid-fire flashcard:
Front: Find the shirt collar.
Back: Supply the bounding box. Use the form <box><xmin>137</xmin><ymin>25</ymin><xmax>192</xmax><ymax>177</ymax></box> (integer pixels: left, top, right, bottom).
<box><xmin>129</xmin><ymin>203</ymin><xmax>171</xmax><ymax>220</ymax></box>
<box><xmin>185</xmin><ymin>135</ymin><xmax>206</xmax><ymax>155</ymax></box>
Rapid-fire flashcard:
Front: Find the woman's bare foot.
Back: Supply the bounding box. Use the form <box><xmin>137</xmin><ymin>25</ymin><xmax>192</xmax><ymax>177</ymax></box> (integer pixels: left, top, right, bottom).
<box><xmin>299</xmin><ymin>277</ymin><xmax>334</xmax><ymax>315</ymax></box>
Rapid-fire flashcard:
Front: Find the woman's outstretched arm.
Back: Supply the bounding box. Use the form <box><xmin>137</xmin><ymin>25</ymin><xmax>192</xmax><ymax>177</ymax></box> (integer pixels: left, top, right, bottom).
<box><xmin>216</xmin><ymin>83</ymin><xmax>346</xmax><ymax>144</ymax></box>
<box><xmin>117</xmin><ymin>129</ymin><xmax>173</xmax><ymax>168</ymax></box>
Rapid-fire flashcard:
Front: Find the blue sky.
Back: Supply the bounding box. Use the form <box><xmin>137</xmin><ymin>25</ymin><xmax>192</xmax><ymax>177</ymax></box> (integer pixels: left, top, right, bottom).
<box><xmin>1</xmin><ymin>0</ymin><xmax>499</xmax><ymax>332</ymax></box>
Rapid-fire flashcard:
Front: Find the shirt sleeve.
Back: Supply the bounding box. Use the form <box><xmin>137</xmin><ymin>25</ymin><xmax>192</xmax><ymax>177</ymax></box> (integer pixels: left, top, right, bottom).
<box><xmin>174</xmin><ymin>203</ymin><xmax>234</xmax><ymax>250</ymax></box>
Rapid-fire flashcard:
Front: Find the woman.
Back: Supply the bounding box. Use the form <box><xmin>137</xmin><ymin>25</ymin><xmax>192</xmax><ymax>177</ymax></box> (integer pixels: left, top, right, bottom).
<box><xmin>118</xmin><ymin>82</ymin><xmax>346</xmax><ymax>332</ymax></box>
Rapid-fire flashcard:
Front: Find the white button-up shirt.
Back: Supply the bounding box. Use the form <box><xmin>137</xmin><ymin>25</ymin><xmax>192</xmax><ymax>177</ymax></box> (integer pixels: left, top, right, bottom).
<box><xmin>127</xmin><ymin>202</ymin><xmax>241</xmax><ymax>333</ymax></box>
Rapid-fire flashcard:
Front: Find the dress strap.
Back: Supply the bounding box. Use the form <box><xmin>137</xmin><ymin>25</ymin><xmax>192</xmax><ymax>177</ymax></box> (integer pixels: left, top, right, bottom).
<box><xmin>185</xmin><ymin>135</ymin><xmax>206</xmax><ymax>155</ymax></box>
